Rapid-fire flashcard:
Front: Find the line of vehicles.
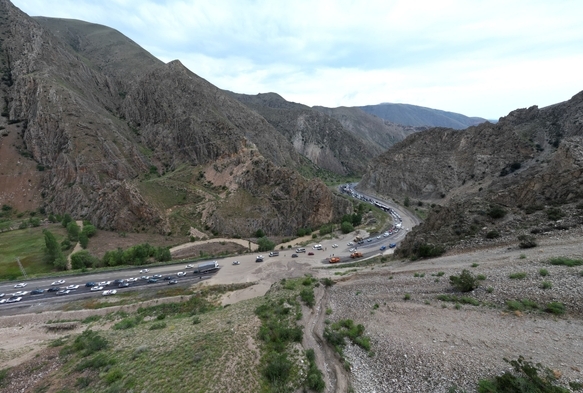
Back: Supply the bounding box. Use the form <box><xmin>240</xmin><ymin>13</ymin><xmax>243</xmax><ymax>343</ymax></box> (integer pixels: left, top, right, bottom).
<box><xmin>0</xmin><ymin>261</ymin><xmax>221</xmax><ymax>305</ymax></box>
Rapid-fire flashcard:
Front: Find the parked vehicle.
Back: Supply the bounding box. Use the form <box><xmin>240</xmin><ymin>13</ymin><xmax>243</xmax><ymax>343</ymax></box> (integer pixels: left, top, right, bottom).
<box><xmin>291</xmin><ymin>254</ymin><xmax>298</xmax><ymax>258</ymax></box>
<box><xmin>296</xmin><ymin>248</ymin><xmax>306</xmax><ymax>253</ymax></box>
<box><xmin>255</xmin><ymin>255</ymin><xmax>264</xmax><ymax>262</ymax></box>
<box><xmin>14</xmin><ymin>283</ymin><xmax>27</xmax><ymax>288</ymax></box>
<box><xmin>269</xmin><ymin>251</ymin><xmax>279</xmax><ymax>257</ymax></box>
<box><xmin>308</xmin><ymin>252</ymin><xmax>314</xmax><ymax>256</ymax></box>
<box><xmin>389</xmin><ymin>243</ymin><xmax>397</xmax><ymax>248</ymax></box>
<box><xmin>232</xmin><ymin>261</ymin><xmax>240</xmax><ymax>265</ymax></box>
<box><xmin>380</xmin><ymin>245</ymin><xmax>387</xmax><ymax>251</ymax></box>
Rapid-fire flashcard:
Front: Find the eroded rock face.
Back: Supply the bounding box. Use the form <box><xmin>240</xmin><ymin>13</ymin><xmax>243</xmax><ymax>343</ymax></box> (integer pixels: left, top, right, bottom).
<box><xmin>0</xmin><ymin>1</ymin><xmax>350</xmax><ymax>234</ymax></box>
<box><xmin>360</xmin><ymin>91</ymin><xmax>583</xmax><ymax>254</ymax></box>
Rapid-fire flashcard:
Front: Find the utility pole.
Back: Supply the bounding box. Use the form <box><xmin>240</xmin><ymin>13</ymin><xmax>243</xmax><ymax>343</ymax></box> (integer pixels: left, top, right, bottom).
<box><xmin>16</xmin><ymin>257</ymin><xmax>28</xmax><ymax>280</ymax></box>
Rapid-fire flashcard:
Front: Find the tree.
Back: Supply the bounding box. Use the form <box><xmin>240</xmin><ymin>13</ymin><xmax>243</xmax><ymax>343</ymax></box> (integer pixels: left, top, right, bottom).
<box><xmin>155</xmin><ymin>247</ymin><xmax>171</xmax><ymax>262</ymax></box>
<box><xmin>351</xmin><ymin>213</ymin><xmax>362</xmax><ymax>226</ymax></box>
<box><xmin>79</xmin><ymin>233</ymin><xmax>89</xmax><ymax>249</ymax></box>
<box><xmin>82</xmin><ymin>224</ymin><xmax>97</xmax><ymax>238</ymax></box>
<box><xmin>340</xmin><ymin>221</ymin><xmax>354</xmax><ymax>234</ymax></box>
<box><xmin>71</xmin><ymin>250</ymin><xmax>98</xmax><ymax>269</ymax></box>
<box><xmin>67</xmin><ymin>221</ymin><xmax>80</xmax><ymax>241</ymax></box>
<box><xmin>255</xmin><ymin>229</ymin><xmax>265</xmax><ymax>238</ymax></box>
<box><xmin>43</xmin><ymin>229</ymin><xmax>64</xmax><ymax>266</ymax></box>
<box><xmin>257</xmin><ymin>237</ymin><xmax>275</xmax><ymax>252</ymax></box>
<box><xmin>61</xmin><ymin>213</ymin><xmax>72</xmax><ymax>228</ymax></box>
<box><xmin>404</xmin><ymin>196</ymin><xmax>410</xmax><ymax>207</ymax></box>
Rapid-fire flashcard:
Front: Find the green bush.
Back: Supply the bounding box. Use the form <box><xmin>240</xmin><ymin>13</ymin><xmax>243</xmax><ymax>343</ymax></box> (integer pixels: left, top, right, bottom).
<box><xmin>518</xmin><ymin>235</ymin><xmax>537</xmax><ymax>249</ymax></box>
<box><xmin>539</xmin><ymin>268</ymin><xmax>549</xmax><ymax>277</ymax></box>
<box><xmin>81</xmin><ymin>224</ymin><xmax>97</xmax><ymax>237</ymax></box>
<box><xmin>263</xmin><ymin>352</ymin><xmax>292</xmax><ymax>385</ymax></box>
<box><xmin>113</xmin><ymin>316</ymin><xmax>142</xmax><ymax>330</ymax></box>
<box><xmin>548</xmin><ymin>257</ymin><xmax>583</xmax><ymax>267</ymax></box>
<box><xmin>545</xmin><ymin>302</ymin><xmax>565</xmax><ymax>315</ymax></box>
<box><xmin>541</xmin><ymin>281</ymin><xmax>552</xmax><ymax>290</ymax></box>
<box><xmin>414</xmin><ymin>243</ymin><xmax>446</xmax><ymax>259</ymax></box>
<box><xmin>149</xmin><ymin>322</ymin><xmax>167</xmax><ymax>330</ymax></box>
<box><xmin>449</xmin><ymin>269</ymin><xmax>478</xmax><ymax>292</ymax></box>
<box><xmin>487</xmin><ymin>206</ymin><xmax>507</xmax><ymax>219</ymax></box>
<box><xmin>485</xmin><ymin>230</ymin><xmax>500</xmax><ymax>239</ymax></box>
<box><xmin>255</xmin><ymin>229</ymin><xmax>265</xmax><ymax>238</ymax></box>
<box><xmin>71</xmin><ymin>330</ymin><xmax>108</xmax><ymax>357</ymax></box>
<box><xmin>341</xmin><ymin>221</ymin><xmax>354</xmax><ymax>234</ymax></box>
<box><xmin>509</xmin><ymin>272</ymin><xmax>527</xmax><ymax>279</ymax></box>
<box><xmin>70</xmin><ymin>251</ymin><xmax>99</xmax><ymax>270</ymax></box>
<box><xmin>546</xmin><ymin>207</ymin><xmax>565</xmax><ymax>221</ymax></box>
<box><xmin>300</xmin><ymin>288</ymin><xmax>315</xmax><ymax>307</ymax></box>
<box><xmin>257</xmin><ymin>237</ymin><xmax>275</xmax><ymax>252</ymax></box>
<box><xmin>477</xmin><ymin>356</ymin><xmax>570</xmax><ymax>393</ymax></box>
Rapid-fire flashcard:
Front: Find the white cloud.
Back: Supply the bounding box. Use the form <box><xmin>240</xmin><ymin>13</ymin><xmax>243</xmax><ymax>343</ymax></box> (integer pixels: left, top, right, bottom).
<box><xmin>11</xmin><ymin>0</ymin><xmax>583</xmax><ymax>118</ymax></box>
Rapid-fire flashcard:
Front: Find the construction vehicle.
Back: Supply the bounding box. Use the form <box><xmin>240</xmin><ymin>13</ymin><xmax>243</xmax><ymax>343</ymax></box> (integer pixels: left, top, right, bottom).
<box><xmin>353</xmin><ymin>236</ymin><xmax>363</xmax><ymax>243</ymax></box>
<box><xmin>350</xmin><ymin>252</ymin><xmax>363</xmax><ymax>258</ymax></box>
<box><xmin>329</xmin><ymin>257</ymin><xmax>341</xmax><ymax>264</ymax></box>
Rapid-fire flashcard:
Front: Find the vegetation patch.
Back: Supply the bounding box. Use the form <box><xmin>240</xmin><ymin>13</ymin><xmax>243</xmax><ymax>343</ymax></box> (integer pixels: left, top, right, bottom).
<box><xmin>506</xmin><ymin>299</ymin><xmax>539</xmax><ymax>312</ymax></box>
<box><xmin>449</xmin><ymin>269</ymin><xmax>479</xmax><ymax>292</ymax></box>
<box><xmin>508</xmin><ymin>272</ymin><xmax>527</xmax><ymax>279</ymax></box>
<box><xmin>437</xmin><ymin>294</ymin><xmax>480</xmax><ymax>306</ymax></box>
<box><xmin>548</xmin><ymin>257</ymin><xmax>583</xmax><ymax>267</ymax></box>
<box><xmin>324</xmin><ymin>319</ymin><xmax>371</xmax><ymax>370</ymax></box>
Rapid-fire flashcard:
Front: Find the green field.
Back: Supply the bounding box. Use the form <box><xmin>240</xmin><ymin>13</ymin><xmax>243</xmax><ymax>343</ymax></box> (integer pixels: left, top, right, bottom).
<box><xmin>0</xmin><ymin>224</ymin><xmax>68</xmax><ymax>280</ymax></box>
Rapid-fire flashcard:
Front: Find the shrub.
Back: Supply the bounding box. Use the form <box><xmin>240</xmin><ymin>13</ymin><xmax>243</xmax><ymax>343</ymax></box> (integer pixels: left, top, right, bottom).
<box><xmin>255</xmin><ymin>229</ymin><xmax>265</xmax><ymax>238</ymax></box>
<box><xmin>403</xmin><ymin>293</ymin><xmax>411</xmax><ymax>300</ymax></box>
<box><xmin>541</xmin><ymin>281</ymin><xmax>552</xmax><ymax>290</ymax></box>
<box><xmin>263</xmin><ymin>353</ymin><xmax>292</xmax><ymax>385</ymax></box>
<box><xmin>477</xmin><ymin>356</ymin><xmax>570</xmax><ymax>393</ymax></box>
<box><xmin>487</xmin><ymin>206</ymin><xmax>507</xmax><ymax>219</ymax></box>
<box><xmin>486</xmin><ymin>287</ymin><xmax>494</xmax><ymax>293</ymax></box>
<box><xmin>341</xmin><ymin>221</ymin><xmax>354</xmax><ymax>234</ymax></box>
<box><xmin>548</xmin><ymin>257</ymin><xmax>583</xmax><ymax>267</ymax></box>
<box><xmin>518</xmin><ymin>235</ymin><xmax>537</xmax><ymax>248</ymax></box>
<box><xmin>546</xmin><ymin>207</ymin><xmax>565</xmax><ymax>221</ymax></box>
<box><xmin>449</xmin><ymin>269</ymin><xmax>478</xmax><ymax>292</ymax></box>
<box><xmin>545</xmin><ymin>302</ymin><xmax>565</xmax><ymax>315</ymax></box>
<box><xmin>71</xmin><ymin>330</ymin><xmax>108</xmax><ymax>357</ymax></box>
<box><xmin>471</xmin><ymin>263</ymin><xmax>479</xmax><ymax>267</ymax></box>
<box><xmin>414</xmin><ymin>243</ymin><xmax>446</xmax><ymax>259</ymax></box>
<box><xmin>71</xmin><ymin>251</ymin><xmax>99</xmax><ymax>270</ymax></box>
<box><xmin>486</xmin><ymin>230</ymin><xmax>500</xmax><ymax>239</ymax></box>
<box><xmin>477</xmin><ymin>274</ymin><xmax>486</xmax><ymax>281</ymax></box>
<box><xmin>81</xmin><ymin>224</ymin><xmax>97</xmax><ymax>237</ymax></box>
<box><xmin>78</xmin><ymin>233</ymin><xmax>89</xmax><ymax>249</ymax></box>
<box><xmin>300</xmin><ymin>288</ymin><xmax>315</xmax><ymax>307</ymax></box>
<box><xmin>539</xmin><ymin>268</ymin><xmax>549</xmax><ymax>276</ymax></box>
<box><xmin>113</xmin><ymin>316</ymin><xmax>142</xmax><ymax>330</ymax></box>
<box><xmin>321</xmin><ymin>277</ymin><xmax>335</xmax><ymax>287</ymax></box>
<box><xmin>257</xmin><ymin>237</ymin><xmax>275</xmax><ymax>252</ymax></box>
<box><xmin>149</xmin><ymin>322</ymin><xmax>167</xmax><ymax>330</ymax></box>
<box><xmin>508</xmin><ymin>272</ymin><xmax>527</xmax><ymax>279</ymax></box>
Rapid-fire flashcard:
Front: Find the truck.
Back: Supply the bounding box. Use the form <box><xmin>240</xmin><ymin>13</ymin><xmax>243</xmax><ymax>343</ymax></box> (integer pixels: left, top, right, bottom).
<box><xmin>350</xmin><ymin>252</ymin><xmax>363</xmax><ymax>258</ymax></box>
<box><xmin>329</xmin><ymin>257</ymin><xmax>341</xmax><ymax>264</ymax></box>
<box><xmin>353</xmin><ymin>236</ymin><xmax>363</xmax><ymax>243</ymax></box>
<box><xmin>193</xmin><ymin>261</ymin><xmax>220</xmax><ymax>273</ymax></box>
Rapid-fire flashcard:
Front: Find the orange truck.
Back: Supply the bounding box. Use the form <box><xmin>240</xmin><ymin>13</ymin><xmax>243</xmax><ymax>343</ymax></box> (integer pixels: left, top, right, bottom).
<box><xmin>329</xmin><ymin>257</ymin><xmax>341</xmax><ymax>264</ymax></box>
<box><xmin>350</xmin><ymin>252</ymin><xmax>363</xmax><ymax>258</ymax></box>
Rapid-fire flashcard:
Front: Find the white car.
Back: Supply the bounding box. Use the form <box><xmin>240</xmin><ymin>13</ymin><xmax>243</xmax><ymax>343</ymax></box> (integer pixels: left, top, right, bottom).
<box><xmin>0</xmin><ymin>299</ymin><xmax>6</xmax><ymax>304</ymax></box>
<box><xmin>14</xmin><ymin>283</ymin><xmax>27</xmax><ymax>288</ymax></box>
<box><xmin>347</xmin><ymin>242</ymin><xmax>354</xmax><ymax>246</ymax></box>
<box><xmin>332</xmin><ymin>244</ymin><xmax>338</xmax><ymax>248</ymax></box>
<box><xmin>51</xmin><ymin>280</ymin><xmax>65</xmax><ymax>285</ymax></box>
<box><xmin>13</xmin><ymin>291</ymin><xmax>28</xmax><ymax>296</ymax></box>
<box><xmin>185</xmin><ymin>264</ymin><xmax>194</xmax><ymax>269</ymax></box>
<box><xmin>349</xmin><ymin>248</ymin><xmax>356</xmax><ymax>253</ymax></box>
<box><xmin>6</xmin><ymin>296</ymin><xmax>22</xmax><ymax>303</ymax></box>
<box><xmin>177</xmin><ymin>271</ymin><xmax>186</xmax><ymax>277</ymax></box>
<box><xmin>102</xmin><ymin>289</ymin><xmax>117</xmax><ymax>296</ymax></box>
<box><xmin>376</xmin><ymin>235</ymin><xmax>381</xmax><ymax>239</ymax></box>
<box><xmin>98</xmin><ymin>281</ymin><xmax>111</xmax><ymax>287</ymax></box>
<box><xmin>232</xmin><ymin>261</ymin><xmax>240</xmax><ymax>265</ymax></box>
<box><xmin>0</xmin><ymin>293</ymin><xmax>4</xmax><ymax>298</ymax></box>
<box><xmin>65</xmin><ymin>285</ymin><xmax>80</xmax><ymax>290</ymax></box>
<box><xmin>383</xmin><ymin>232</ymin><xmax>389</xmax><ymax>237</ymax></box>
<box><xmin>90</xmin><ymin>286</ymin><xmax>104</xmax><ymax>291</ymax></box>
<box><xmin>140</xmin><ymin>269</ymin><xmax>149</xmax><ymax>273</ymax></box>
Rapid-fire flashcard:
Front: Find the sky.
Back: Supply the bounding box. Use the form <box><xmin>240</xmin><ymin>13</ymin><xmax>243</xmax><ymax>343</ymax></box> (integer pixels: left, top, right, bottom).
<box><xmin>11</xmin><ymin>0</ymin><xmax>583</xmax><ymax>119</ymax></box>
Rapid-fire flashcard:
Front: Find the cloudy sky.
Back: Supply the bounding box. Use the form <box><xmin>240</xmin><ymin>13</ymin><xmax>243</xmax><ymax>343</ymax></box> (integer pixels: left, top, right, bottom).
<box><xmin>11</xmin><ymin>0</ymin><xmax>583</xmax><ymax>119</ymax></box>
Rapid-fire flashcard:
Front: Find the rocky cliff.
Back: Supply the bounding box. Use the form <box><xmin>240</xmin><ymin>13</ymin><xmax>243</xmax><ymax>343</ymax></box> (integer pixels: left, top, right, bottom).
<box><xmin>0</xmin><ymin>1</ymin><xmax>351</xmax><ymax>235</ymax></box>
<box><xmin>360</xmin><ymin>92</ymin><xmax>583</xmax><ymax>255</ymax></box>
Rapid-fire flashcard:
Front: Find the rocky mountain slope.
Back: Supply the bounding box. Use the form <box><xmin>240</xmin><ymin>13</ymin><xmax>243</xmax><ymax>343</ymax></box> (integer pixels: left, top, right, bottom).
<box><xmin>359</xmin><ymin>92</ymin><xmax>583</xmax><ymax>255</ymax></box>
<box><xmin>358</xmin><ymin>102</ymin><xmax>488</xmax><ymax>129</ymax></box>
<box><xmin>0</xmin><ymin>1</ymin><xmax>351</xmax><ymax>236</ymax></box>
<box><xmin>229</xmin><ymin>92</ymin><xmax>377</xmax><ymax>175</ymax></box>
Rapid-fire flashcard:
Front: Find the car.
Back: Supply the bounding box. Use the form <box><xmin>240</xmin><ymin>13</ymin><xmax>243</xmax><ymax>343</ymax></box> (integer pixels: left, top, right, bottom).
<box><xmin>47</xmin><ymin>286</ymin><xmax>60</xmax><ymax>292</ymax></box>
<box><xmin>349</xmin><ymin>248</ymin><xmax>356</xmax><ymax>252</ymax></box>
<box><xmin>102</xmin><ymin>289</ymin><xmax>117</xmax><ymax>296</ymax></box>
<box><xmin>232</xmin><ymin>261</ymin><xmax>240</xmax><ymax>265</ymax></box>
<box><xmin>51</xmin><ymin>280</ymin><xmax>65</xmax><ymax>285</ymax></box>
<box><xmin>118</xmin><ymin>281</ymin><xmax>130</xmax><ymax>288</ymax></box>
<box><xmin>56</xmin><ymin>290</ymin><xmax>70</xmax><ymax>296</ymax></box>
<box><xmin>367</xmin><ymin>238</ymin><xmax>373</xmax><ymax>242</ymax></box>
<box><xmin>380</xmin><ymin>245</ymin><xmax>387</xmax><ymax>251</ymax></box>
<box><xmin>164</xmin><ymin>275</ymin><xmax>174</xmax><ymax>280</ymax></box>
<box><xmin>85</xmin><ymin>282</ymin><xmax>96</xmax><ymax>287</ymax></box>
<box><xmin>31</xmin><ymin>288</ymin><xmax>45</xmax><ymax>295</ymax></box>
<box><xmin>332</xmin><ymin>244</ymin><xmax>338</xmax><ymax>248</ymax></box>
<box><xmin>127</xmin><ymin>277</ymin><xmax>139</xmax><ymax>282</ymax></box>
<box><xmin>376</xmin><ymin>235</ymin><xmax>381</xmax><ymax>239</ymax></box>
<box><xmin>168</xmin><ymin>279</ymin><xmax>178</xmax><ymax>285</ymax></box>
<box><xmin>0</xmin><ymin>299</ymin><xmax>6</xmax><ymax>304</ymax></box>
<box><xmin>140</xmin><ymin>269</ymin><xmax>149</xmax><ymax>273</ymax></box>
<box><xmin>383</xmin><ymin>232</ymin><xmax>389</xmax><ymax>237</ymax></box>
<box><xmin>185</xmin><ymin>264</ymin><xmax>194</xmax><ymax>269</ymax></box>
<box><xmin>90</xmin><ymin>286</ymin><xmax>104</xmax><ymax>291</ymax></box>
<box><xmin>6</xmin><ymin>296</ymin><xmax>22</xmax><ymax>303</ymax></box>
<box><xmin>113</xmin><ymin>279</ymin><xmax>124</xmax><ymax>285</ymax></box>
<box><xmin>358</xmin><ymin>240</ymin><xmax>364</xmax><ymax>245</ymax></box>
<box><xmin>147</xmin><ymin>278</ymin><xmax>158</xmax><ymax>283</ymax></box>
<box><xmin>308</xmin><ymin>252</ymin><xmax>314</xmax><ymax>256</ymax></box>
<box><xmin>291</xmin><ymin>254</ymin><xmax>298</xmax><ymax>258</ymax></box>
<box><xmin>389</xmin><ymin>243</ymin><xmax>397</xmax><ymax>248</ymax></box>
<box><xmin>98</xmin><ymin>281</ymin><xmax>111</xmax><ymax>287</ymax></box>
<box><xmin>14</xmin><ymin>283</ymin><xmax>27</xmax><ymax>288</ymax></box>
<box><xmin>65</xmin><ymin>285</ymin><xmax>80</xmax><ymax>290</ymax></box>
<box><xmin>269</xmin><ymin>251</ymin><xmax>279</xmax><ymax>257</ymax></box>
<box><xmin>177</xmin><ymin>272</ymin><xmax>186</xmax><ymax>277</ymax></box>
<box><xmin>0</xmin><ymin>293</ymin><xmax>4</xmax><ymax>298</ymax></box>
<box><xmin>13</xmin><ymin>291</ymin><xmax>28</xmax><ymax>296</ymax></box>
<box><xmin>152</xmin><ymin>274</ymin><xmax>162</xmax><ymax>279</ymax></box>
<box><xmin>255</xmin><ymin>255</ymin><xmax>264</xmax><ymax>262</ymax></box>
<box><xmin>347</xmin><ymin>242</ymin><xmax>354</xmax><ymax>246</ymax></box>
<box><xmin>141</xmin><ymin>276</ymin><xmax>150</xmax><ymax>280</ymax></box>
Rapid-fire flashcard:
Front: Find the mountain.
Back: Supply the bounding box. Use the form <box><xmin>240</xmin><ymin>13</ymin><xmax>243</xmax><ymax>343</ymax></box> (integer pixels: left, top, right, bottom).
<box><xmin>0</xmin><ymin>1</ymin><xmax>351</xmax><ymax>236</ymax></box>
<box><xmin>313</xmin><ymin>105</ymin><xmax>426</xmax><ymax>150</ymax></box>
<box><xmin>228</xmin><ymin>92</ymin><xmax>379</xmax><ymax>176</ymax></box>
<box><xmin>359</xmin><ymin>92</ymin><xmax>583</xmax><ymax>256</ymax></box>
<box><xmin>358</xmin><ymin>102</ymin><xmax>488</xmax><ymax>129</ymax></box>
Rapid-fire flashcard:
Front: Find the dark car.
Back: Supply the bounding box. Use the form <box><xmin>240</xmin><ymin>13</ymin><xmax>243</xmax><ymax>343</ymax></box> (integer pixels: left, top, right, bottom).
<box><xmin>291</xmin><ymin>254</ymin><xmax>298</xmax><ymax>258</ymax></box>
<box><xmin>113</xmin><ymin>279</ymin><xmax>124</xmax><ymax>285</ymax></box>
<box><xmin>147</xmin><ymin>278</ymin><xmax>158</xmax><ymax>283</ymax></box>
<box><xmin>31</xmin><ymin>288</ymin><xmax>45</xmax><ymax>295</ymax></box>
<box><xmin>85</xmin><ymin>282</ymin><xmax>96</xmax><ymax>287</ymax></box>
<box><xmin>308</xmin><ymin>252</ymin><xmax>314</xmax><ymax>256</ymax></box>
<box><xmin>168</xmin><ymin>279</ymin><xmax>178</xmax><ymax>285</ymax></box>
<box><xmin>163</xmin><ymin>276</ymin><xmax>174</xmax><ymax>280</ymax></box>
<box><xmin>47</xmin><ymin>286</ymin><xmax>60</xmax><ymax>292</ymax></box>
<box><xmin>380</xmin><ymin>245</ymin><xmax>387</xmax><ymax>251</ymax></box>
<box><xmin>389</xmin><ymin>243</ymin><xmax>397</xmax><ymax>248</ymax></box>
<box><xmin>118</xmin><ymin>282</ymin><xmax>130</xmax><ymax>288</ymax></box>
